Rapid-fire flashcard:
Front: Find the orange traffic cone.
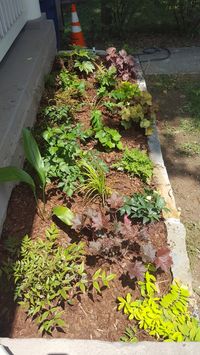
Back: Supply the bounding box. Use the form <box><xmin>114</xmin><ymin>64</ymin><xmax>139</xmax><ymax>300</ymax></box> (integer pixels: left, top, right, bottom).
<box><xmin>71</xmin><ymin>3</ymin><xmax>86</xmax><ymax>47</ymax></box>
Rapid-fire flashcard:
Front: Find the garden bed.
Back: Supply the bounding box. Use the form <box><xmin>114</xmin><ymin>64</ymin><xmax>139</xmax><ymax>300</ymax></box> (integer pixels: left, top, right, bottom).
<box><xmin>0</xmin><ymin>48</ymin><xmax>199</xmax><ymax>342</ymax></box>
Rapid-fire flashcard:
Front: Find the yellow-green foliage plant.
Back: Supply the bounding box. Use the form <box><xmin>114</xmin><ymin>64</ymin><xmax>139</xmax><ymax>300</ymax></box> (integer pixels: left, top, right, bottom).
<box><xmin>118</xmin><ymin>271</ymin><xmax>200</xmax><ymax>342</ymax></box>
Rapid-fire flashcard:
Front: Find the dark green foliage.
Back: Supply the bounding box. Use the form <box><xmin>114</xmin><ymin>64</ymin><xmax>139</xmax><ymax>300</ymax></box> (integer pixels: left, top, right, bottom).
<box><xmin>90</xmin><ymin>109</ymin><xmax>123</xmax><ymax>151</ymax></box>
<box><xmin>96</xmin><ymin>65</ymin><xmax>117</xmax><ymax>96</ymax></box>
<box><xmin>95</xmin><ymin>127</ymin><xmax>123</xmax><ymax>150</ymax></box>
<box><xmin>42</xmin><ymin>123</ymin><xmax>85</xmax><ymax>196</ymax></box>
<box><xmin>90</xmin><ymin>109</ymin><xmax>104</xmax><ymax>131</ymax></box>
<box><xmin>59</xmin><ymin>48</ymin><xmax>96</xmax><ymax>75</ymax></box>
<box><xmin>58</xmin><ymin>69</ymin><xmax>85</xmax><ymax>94</ymax></box>
<box><xmin>43</xmin><ymin>105</ymin><xmax>71</xmax><ymax>124</ymax></box>
<box><xmin>157</xmin><ymin>0</ymin><xmax>200</xmax><ymax>34</ymax></box>
<box><xmin>120</xmin><ymin>189</ymin><xmax>167</xmax><ymax>224</ymax></box>
<box><xmin>112</xmin><ymin>148</ymin><xmax>153</xmax><ymax>182</ymax></box>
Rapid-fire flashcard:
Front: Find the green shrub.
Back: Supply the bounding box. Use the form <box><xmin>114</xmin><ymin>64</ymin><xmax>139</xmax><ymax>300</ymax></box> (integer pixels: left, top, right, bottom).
<box><xmin>118</xmin><ymin>271</ymin><xmax>200</xmax><ymax>342</ymax></box>
<box><xmin>157</xmin><ymin>0</ymin><xmax>200</xmax><ymax>34</ymax></box>
<box><xmin>112</xmin><ymin>148</ymin><xmax>153</xmax><ymax>182</ymax></box>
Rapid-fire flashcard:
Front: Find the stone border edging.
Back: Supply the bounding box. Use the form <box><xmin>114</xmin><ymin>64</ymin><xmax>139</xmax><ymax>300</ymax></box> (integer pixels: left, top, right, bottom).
<box><xmin>135</xmin><ymin>59</ymin><xmax>193</xmax><ymax>293</ymax></box>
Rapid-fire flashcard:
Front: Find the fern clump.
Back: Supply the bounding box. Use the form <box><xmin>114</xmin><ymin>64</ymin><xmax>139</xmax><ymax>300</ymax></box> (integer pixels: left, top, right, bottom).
<box><xmin>118</xmin><ymin>271</ymin><xmax>200</xmax><ymax>342</ymax></box>
<box><xmin>112</xmin><ymin>148</ymin><xmax>153</xmax><ymax>182</ymax></box>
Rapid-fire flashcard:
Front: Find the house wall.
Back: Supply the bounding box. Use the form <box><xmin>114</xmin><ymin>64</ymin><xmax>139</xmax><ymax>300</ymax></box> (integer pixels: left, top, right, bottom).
<box><xmin>0</xmin><ymin>16</ymin><xmax>57</xmax><ymax>235</ymax></box>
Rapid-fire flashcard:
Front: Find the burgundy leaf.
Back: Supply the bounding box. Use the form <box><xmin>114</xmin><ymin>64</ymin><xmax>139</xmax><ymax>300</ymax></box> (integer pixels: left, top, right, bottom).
<box><xmin>127</xmin><ymin>260</ymin><xmax>146</xmax><ymax>281</ymax></box>
<box><xmin>141</xmin><ymin>243</ymin><xmax>156</xmax><ymax>263</ymax></box>
<box><xmin>85</xmin><ymin>207</ymin><xmax>96</xmax><ymax>219</ymax></box>
<box><xmin>106</xmin><ymin>192</ymin><xmax>124</xmax><ymax>209</ymax></box>
<box><xmin>71</xmin><ymin>214</ymin><xmax>82</xmax><ymax>231</ymax></box>
<box><xmin>122</xmin><ymin>73</ymin><xmax>130</xmax><ymax>81</ymax></box>
<box><xmin>119</xmin><ymin>49</ymin><xmax>127</xmax><ymax>58</ymax></box>
<box><xmin>118</xmin><ymin>215</ymin><xmax>132</xmax><ymax>235</ymax></box>
<box><xmin>91</xmin><ymin>211</ymin><xmax>104</xmax><ymax>231</ymax></box>
<box><xmin>106</xmin><ymin>47</ymin><xmax>117</xmax><ymax>56</ymax></box>
<box><xmin>155</xmin><ymin>247</ymin><xmax>173</xmax><ymax>272</ymax></box>
<box><xmin>127</xmin><ymin>55</ymin><xmax>135</xmax><ymax>66</ymax></box>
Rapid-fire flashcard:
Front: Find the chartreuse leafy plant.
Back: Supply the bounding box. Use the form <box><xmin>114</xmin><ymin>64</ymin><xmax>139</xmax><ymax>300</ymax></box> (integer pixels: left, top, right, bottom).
<box><xmin>106</xmin><ymin>81</ymin><xmax>156</xmax><ymax>135</ymax></box>
<box><xmin>79</xmin><ymin>159</ymin><xmax>111</xmax><ymax>205</ymax></box>
<box><xmin>2</xmin><ymin>224</ymin><xmax>115</xmax><ymax>334</ymax></box>
<box><xmin>120</xmin><ymin>189</ymin><xmax>167</xmax><ymax>224</ymax></box>
<box><xmin>118</xmin><ymin>271</ymin><xmax>200</xmax><ymax>342</ymax></box>
<box><xmin>112</xmin><ymin>148</ymin><xmax>153</xmax><ymax>182</ymax></box>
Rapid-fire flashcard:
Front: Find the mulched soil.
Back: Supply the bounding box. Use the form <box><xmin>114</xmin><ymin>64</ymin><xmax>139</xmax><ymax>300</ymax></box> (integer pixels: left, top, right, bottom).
<box><xmin>0</xmin><ymin>60</ymin><xmax>171</xmax><ymax>340</ymax></box>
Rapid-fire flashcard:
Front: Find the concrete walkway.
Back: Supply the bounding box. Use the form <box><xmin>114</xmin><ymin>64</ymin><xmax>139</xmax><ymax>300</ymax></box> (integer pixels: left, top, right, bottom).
<box><xmin>140</xmin><ymin>47</ymin><xmax>200</xmax><ymax>75</ymax></box>
<box><xmin>1</xmin><ymin>339</ymin><xmax>200</xmax><ymax>355</ymax></box>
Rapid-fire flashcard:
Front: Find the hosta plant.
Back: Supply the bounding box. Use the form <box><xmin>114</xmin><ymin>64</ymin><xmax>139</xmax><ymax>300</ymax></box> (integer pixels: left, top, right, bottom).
<box><xmin>120</xmin><ymin>189</ymin><xmax>167</xmax><ymax>224</ymax></box>
<box><xmin>118</xmin><ymin>271</ymin><xmax>200</xmax><ymax>342</ymax></box>
<box><xmin>112</xmin><ymin>148</ymin><xmax>153</xmax><ymax>182</ymax></box>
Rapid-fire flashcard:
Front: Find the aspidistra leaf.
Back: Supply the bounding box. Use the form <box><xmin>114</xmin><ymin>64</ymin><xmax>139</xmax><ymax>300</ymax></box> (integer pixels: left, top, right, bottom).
<box><xmin>22</xmin><ymin>128</ymin><xmax>46</xmax><ymax>189</ymax></box>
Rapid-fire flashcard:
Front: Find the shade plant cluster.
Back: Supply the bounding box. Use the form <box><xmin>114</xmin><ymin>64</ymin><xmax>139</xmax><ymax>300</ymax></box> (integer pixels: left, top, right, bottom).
<box><xmin>0</xmin><ymin>46</ymin><xmax>198</xmax><ymax>340</ymax></box>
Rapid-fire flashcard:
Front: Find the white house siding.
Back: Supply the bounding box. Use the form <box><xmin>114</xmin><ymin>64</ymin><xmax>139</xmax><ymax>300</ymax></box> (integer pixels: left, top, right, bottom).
<box><xmin>0</xmin><ymin>0</ymin><xmax>41</xmax><ymax>62</ymax></box>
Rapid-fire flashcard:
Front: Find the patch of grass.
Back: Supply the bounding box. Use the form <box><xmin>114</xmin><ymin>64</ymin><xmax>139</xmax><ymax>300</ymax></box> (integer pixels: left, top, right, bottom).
<box><xmin>152</xmin><ymin>75</ymin><xmax>180</xmax><ymax>91</ymax></box>
<box><xmin>178</xmin><ymin>142</ymin><xmax>200</xmax><ymax>156</ymax></box>
<box><xmin>186</xmin><ymin>222</ymin><xmax>200</xmax><ymax>260</ymax></box>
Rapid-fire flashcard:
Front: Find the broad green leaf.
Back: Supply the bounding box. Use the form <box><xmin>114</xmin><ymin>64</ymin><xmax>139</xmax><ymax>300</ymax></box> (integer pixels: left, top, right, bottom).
<box><xmin>52</xmin><ymin>206</ymin><xmax>74</xmax><ymax>226</ymax></box>
<box><xmin>92</xmin><ymin>268</ymin><xmax>102</xmax><ymax>281</ymax></box>
<box><xmin>93</xmin><ymin>281</ymin><xmax>101</xmax><ymax>293</ymax></box>
<box><xmin>22</xmin><ymin>128</ymin><xmax>46</xmax><ymax>189</ymax></box>
<box><xmin>60</xmin><ymin>288</ymin><xmax>68</xmax><ymax>300</ymax></box>
<box><xmin>0</xmin><ymin>166</ymin><xmax>36</xmax><ymax>194</ymax></box>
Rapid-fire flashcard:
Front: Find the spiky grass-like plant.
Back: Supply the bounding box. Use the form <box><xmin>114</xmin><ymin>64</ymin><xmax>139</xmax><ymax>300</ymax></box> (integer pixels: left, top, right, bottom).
<box><xmin>79</xmin><ymin>160</ymin><xmax>110</xmax><ymax>205</ymax></box>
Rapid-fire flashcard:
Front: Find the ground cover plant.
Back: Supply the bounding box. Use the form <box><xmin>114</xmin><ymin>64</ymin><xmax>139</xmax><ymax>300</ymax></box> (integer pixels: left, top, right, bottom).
<box><xmin>0</xmin><ymin>49</ymin><xmax>198</xmax><ymax>340</ymax></box>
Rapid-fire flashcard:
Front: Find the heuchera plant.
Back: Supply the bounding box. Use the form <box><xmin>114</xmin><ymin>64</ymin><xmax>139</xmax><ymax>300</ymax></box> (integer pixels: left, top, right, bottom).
<box><xmin>106</xmin><ymin>47</ymin><xmax>136</xmax><ymax>81</ymax></box>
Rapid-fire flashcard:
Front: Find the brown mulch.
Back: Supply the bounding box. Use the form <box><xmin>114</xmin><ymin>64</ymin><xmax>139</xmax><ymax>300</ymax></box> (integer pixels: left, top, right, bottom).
<box><xmin>0</xmin><ymin>64</ymin><xmax>170</xmax><ymax>340</ymax></box>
